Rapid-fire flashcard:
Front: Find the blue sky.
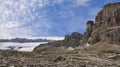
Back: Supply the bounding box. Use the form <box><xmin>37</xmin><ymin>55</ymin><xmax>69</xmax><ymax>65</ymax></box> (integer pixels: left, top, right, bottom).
<box><xmin>0</xmin><ymin>0</ymin><xmax>120</xmax><ymax>38</ymax></box>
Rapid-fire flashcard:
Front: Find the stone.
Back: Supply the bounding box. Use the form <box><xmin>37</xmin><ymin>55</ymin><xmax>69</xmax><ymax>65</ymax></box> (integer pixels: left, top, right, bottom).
<box><xmin>82</xmin><ymin>2</ymin><xmax>120</xmax><ymax>45</ymax></box>
<box><xmin>68</xmin><ymin>47</ymin><xmax>74</xmax><ymax>51</ymax></box>
<box><xmin>81</xmin><ymin>21</ymin><xmax>94</xmax><ymax>45</ymax></box>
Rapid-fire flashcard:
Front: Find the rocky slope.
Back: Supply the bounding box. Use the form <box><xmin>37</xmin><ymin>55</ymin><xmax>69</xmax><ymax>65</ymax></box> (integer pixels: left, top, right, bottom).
<box><xmin>82</xmin><ymin>2</ymin><xmax>120</xmax><ymax>45</ymax></box>
<box><xmin>1</xmin><ymin>49</ymin><xmax>120</xmax><ymax>67</ymax></box>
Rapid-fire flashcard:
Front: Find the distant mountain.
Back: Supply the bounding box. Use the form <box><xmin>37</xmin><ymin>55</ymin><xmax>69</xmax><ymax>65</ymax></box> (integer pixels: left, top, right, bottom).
<box><xmin>0</xmin><ymin>38</ymin><xmax>53</xmax><ymax>43</ymax></box>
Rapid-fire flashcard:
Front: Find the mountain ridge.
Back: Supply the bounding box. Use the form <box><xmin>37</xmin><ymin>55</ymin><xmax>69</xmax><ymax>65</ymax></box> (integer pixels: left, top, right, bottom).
<box><xmin>0</xmin><ymin>38</ymin><xmax>53</xmax><ymax>43</ymax></box>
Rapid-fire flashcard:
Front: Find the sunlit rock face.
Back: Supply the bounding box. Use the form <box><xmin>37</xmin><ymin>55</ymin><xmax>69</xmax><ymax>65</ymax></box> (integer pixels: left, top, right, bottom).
<box><xmin>90</xmin><ymin>3</ymin><xmax>120</xmax><ymax>45</ymax></box>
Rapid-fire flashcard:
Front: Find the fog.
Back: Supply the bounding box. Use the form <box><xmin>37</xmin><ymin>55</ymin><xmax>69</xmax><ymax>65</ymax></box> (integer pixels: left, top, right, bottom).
<box><xmin>0</xmin><ymin>42</ymin><xmax>47</xmax><ymax>52</ymax></box>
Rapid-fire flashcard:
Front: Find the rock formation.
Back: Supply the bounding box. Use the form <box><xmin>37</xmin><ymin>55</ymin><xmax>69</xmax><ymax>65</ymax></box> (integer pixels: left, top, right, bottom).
<box><xmin>63</xmin><ymin>32</ymin><xmax>83</xmax><ymax>47</ymax></box>
<box><xmin>81</xmin><ymin>21</ymin><xmax>94</xmax><ymax>44</ymax></box>
<box><xmin>34</xmin><ymin>32</ymin><xmax>83</xmax><ymax>51</ymax></box>
<box><xmin>82</xmin><ymin>2</ymin><xmax>120</xmax><ymax>45</ymax></box>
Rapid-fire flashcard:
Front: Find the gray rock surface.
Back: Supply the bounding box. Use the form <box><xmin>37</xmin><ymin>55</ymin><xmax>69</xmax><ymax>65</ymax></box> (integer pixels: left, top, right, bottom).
<box><xmin>82</xmin><ymin>2</ymin><xmax>120</xmax><ymax>45</ymax></box>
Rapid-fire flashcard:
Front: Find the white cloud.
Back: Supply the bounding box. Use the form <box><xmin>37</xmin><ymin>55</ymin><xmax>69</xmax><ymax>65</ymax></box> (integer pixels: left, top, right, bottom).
<box><xmin>0</xmin><ymin>33</ymin><xmax>12</xmax><ymax>39</ymax></box>
<box><xmin>0</xmin><ymin>21</ymin><xmax>21</xmax><ymax>28</ymax></box>
<box><xmin>0</xmin><ymin>21</ymin><xmax>23</xmax><ymax>39</ymax></box>
<box><xmin>29</xmin><ymin>36</ymin><xmax>64</xmax><ymax>40</ymax></box>
<box><xmin>52</xmin><ymin>0</ymin><xmax>91</xmax><ymax>6</ymax></box>
<box><xmin>52</xmin><ymin>0</ymin><xmax>64</xmax><ymax>4</ymax></box>
<box><xmin>0</xmin><ymin>0</ymin><xmax>51</xmax><ymax>38</ymax></box>
<box><xmin>72</xmin><ymin>0</ymin><xmax>91</xmax><ymax>6</ymax></box>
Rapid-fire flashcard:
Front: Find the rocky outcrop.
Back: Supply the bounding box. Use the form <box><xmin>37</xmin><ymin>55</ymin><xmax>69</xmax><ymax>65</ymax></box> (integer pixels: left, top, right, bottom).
<box><xmin>63</xmin><ymin>32</ymin><xmax>83</xmax><ymax>47</ymax></box>
<box><xmin>82</xmin><ymin>2</ymin><xmax>120</xmax><ymax>45</ymax></box>
<box><xmin>81</xmin><ymin>21</ymin><xmax>94</xmax><ymax>44</ymax></box>
<box><xmin>34</xmin><ymin>32</ymin><xmax>83</xmax><ymax>51</ymax></box>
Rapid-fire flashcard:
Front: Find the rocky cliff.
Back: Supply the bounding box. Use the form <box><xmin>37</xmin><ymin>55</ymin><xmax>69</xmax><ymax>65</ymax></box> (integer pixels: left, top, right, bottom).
<box><xmin>82</xmin><ymin>2</ymin><xmax>120</xmax><ymax>45</ymax></box>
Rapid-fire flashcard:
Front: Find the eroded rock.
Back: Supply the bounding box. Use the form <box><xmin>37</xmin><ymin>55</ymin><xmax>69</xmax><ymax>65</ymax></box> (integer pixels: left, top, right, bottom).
<box><xmin>82</xmin><ymin>2</ymin><xmax>120</xmax><ymax>45</ymax></box>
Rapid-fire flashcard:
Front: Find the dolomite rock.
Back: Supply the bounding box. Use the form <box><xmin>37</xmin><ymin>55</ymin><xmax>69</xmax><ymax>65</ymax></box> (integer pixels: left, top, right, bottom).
<box><xmin>82</xmin><ymin>2</ymin><xmax>120</xmax><ymax>45</ymax></box>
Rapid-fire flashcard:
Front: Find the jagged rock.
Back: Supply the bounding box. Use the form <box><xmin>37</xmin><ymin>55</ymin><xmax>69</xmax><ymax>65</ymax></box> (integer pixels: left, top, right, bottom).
<box><xmin>63</xmin><ymin>32</ymin><xmax>83</xmax><ymax>47</ymax></box>
<box><xmin>65</xmin><ymin>32</ymin><xmax>83</xmax><ymax>41</ymax></box>
<box><xmin>81</xmin><ymin>21</ymin><xmax>94</xmax><ymax>44</ymax></box>
<box><xmin>82</xmin><ymin>2</ymin><xmax>120</xmax><ymax>45</ymax></box>
<box><xmin>34</xmin><ymin>32</ymin><xmax>83</xmax><ymax>51</ymax></box>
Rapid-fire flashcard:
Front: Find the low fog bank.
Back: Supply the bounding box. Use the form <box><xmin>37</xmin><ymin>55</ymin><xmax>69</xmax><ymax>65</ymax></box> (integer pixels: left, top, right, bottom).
<box><xmin>0</xmin><ymin>42</ymin><xmax>47</xmax><ymax>52</ymax></box>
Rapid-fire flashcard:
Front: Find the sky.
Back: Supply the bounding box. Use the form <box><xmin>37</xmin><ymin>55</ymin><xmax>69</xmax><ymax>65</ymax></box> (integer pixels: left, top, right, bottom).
<box><xmin>0</xmin><ymin>0</ymin><xmax>120</xmax><ymax>39</ymax></box>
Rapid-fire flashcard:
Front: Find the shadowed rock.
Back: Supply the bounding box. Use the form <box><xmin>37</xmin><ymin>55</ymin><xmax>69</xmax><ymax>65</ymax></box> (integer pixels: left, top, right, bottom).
<box><xmin>81</xmin><ymin>21</ymin><xmax>94</xmax><ymax>44</ymax></box>
<box><xmin>34</xmin><ymin>32</ymin><xmax>83</xmax><ymax>51</ymax></box>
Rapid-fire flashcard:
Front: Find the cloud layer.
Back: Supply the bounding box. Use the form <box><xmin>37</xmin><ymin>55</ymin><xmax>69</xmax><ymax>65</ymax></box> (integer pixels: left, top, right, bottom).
<box><xmin>0</xmin><ymin>0</ymin><xmax>49</xmax><ymax>38</ymax></box>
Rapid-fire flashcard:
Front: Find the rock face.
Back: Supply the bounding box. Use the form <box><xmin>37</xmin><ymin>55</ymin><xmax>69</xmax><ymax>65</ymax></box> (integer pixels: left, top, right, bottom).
<box><xmin>34</xmin><ymin>32</ymin><xmax>83</xmax><ymax>51</ymax></box>
<box><xmin>82</xmin><ymin>2</ymin><xmax>120</xmax><ymax>45</ymax></box>
<box><xmin>64</xmin><ymin>32</ymin><xmax>83</xmax><ymax>47</ymax></box>
<box><xmin>81</xmin><ymin>21</ymin><xmax>94</xmax><ymax>44</ymax></box>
